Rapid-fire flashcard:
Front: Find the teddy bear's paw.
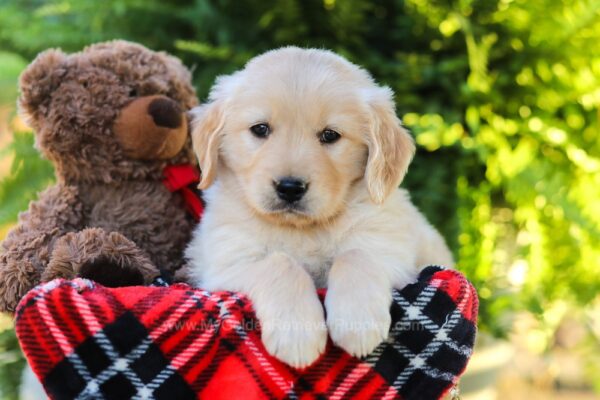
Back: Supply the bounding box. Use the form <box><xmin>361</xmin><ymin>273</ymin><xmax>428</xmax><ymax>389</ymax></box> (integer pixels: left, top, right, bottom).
<box><xmin>258</xmin><ymin>294</ymin><xmax>327</xmax><ymax>369</ymax></box>
<box><xmin>325</xmin><ymin>290</ymin><xmax>392</xmax><ymax>358</ymax></box>
<box><xmin>45</xmin><ymin>229</ymin><xmax>160</xmax><ymax>287</ymax></box>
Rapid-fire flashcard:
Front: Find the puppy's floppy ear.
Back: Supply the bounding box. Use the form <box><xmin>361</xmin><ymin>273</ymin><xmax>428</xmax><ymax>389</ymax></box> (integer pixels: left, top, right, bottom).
<box><xmin>190</xmin><ymin>102</ymin><xmax>226</xmax><ymax>189</ymax></box>
<box><xmin>364</xmin><ymin>87</ymin><xmax>415</xmax><ymax>204</ymax></box>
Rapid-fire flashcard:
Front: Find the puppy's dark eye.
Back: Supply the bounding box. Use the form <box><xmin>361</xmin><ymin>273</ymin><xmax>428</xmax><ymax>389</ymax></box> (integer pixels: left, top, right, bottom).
<box><xmin>319</xmin><ymin>128</ymin><xmax>341</xmax><ymax>144</ymax></box>
<box><xmin>129</xmin><ymin>88</ymin><xmax>138</xmax><ymax>97</ymax></box>
<box><xmin>250</xmin><ymin>123</ymin><xmax>270</xmax><ymax>138</ymax></box>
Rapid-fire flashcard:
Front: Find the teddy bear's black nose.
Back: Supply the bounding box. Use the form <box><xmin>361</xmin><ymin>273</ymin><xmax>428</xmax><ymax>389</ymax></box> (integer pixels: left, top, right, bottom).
<box><xmin>147</xmin><ymin>97</ymin><xmax>183</xmax><ymax>129</ymax></box>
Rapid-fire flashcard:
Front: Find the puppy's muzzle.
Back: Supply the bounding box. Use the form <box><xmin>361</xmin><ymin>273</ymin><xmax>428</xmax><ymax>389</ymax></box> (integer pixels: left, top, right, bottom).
<box><xmin>274</xmin><ymin>177</ymin><xmax>308</xmax><ymax>203</ymax></box>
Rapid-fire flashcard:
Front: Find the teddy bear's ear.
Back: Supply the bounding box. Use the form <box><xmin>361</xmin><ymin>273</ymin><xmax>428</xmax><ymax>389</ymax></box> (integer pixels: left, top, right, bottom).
<box><xmin>18</xmin><ymin>49</ymin><xmax>67</xmax><ymax>128</ymax></box>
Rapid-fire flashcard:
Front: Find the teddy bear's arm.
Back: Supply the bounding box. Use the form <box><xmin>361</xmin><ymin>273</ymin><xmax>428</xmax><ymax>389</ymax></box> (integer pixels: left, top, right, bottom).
<box><xmin>0</xmin><ymin>185</ymin><xmax>84</xmax><ymax>313</ymax></box>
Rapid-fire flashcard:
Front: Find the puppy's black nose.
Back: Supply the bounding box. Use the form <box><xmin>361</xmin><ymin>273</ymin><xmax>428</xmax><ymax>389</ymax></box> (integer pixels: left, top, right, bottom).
<box><xmin>274</xmin><ymin>177</ymin><xmax>308</xmax><ymax>203</ymax></box>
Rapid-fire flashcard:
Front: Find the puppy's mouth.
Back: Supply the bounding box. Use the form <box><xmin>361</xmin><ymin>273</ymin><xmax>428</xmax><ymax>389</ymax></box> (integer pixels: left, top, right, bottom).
<box><xmin>258</xmin><ymin>198</ymin><xmax>316</xmax><ymax>224</ymax></box>
<box><xmin>259</xmin><ymin>201</ymin><xmax>318</xmax><ymax>228</ymax></box>
<box><xmin>255</xmin><ymin>196</ymin><xmax>340</xmax><ymax>228</ymax></box>
<box><xmin>268</xmin><ymin>201</ymin><xmax>308</xmax><ymax>215</ymax></box>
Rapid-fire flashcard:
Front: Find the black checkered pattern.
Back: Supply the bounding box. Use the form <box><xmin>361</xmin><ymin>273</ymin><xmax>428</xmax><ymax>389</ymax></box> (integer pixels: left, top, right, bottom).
<box><xmin>22</xmin><ymin>266</ymin><xmax>476</xmax><ymax>400</ymax></box>
<box><xmin>366</xmin><ymin>267</ymin><xmax>476</xmax><ymax>399</ymax></box>
<box><xmin>44</xmin><ymin>312</ymin><xmax>195</xmax><ymax>400</ymax></box>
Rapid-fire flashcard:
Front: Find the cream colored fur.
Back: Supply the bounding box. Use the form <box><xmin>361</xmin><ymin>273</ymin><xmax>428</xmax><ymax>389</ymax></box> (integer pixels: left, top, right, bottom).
<box><xmin>186</xmin><ymin>47</ymin><xmax>454</xmax><ymax>368</ymax></box>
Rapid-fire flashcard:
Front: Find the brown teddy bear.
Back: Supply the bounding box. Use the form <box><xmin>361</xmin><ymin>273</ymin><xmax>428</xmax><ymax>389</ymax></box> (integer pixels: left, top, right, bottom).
<box><xmin>0</xmin><ymin>40</ymin><xmax>201</xmax><ymax>313</ymax></box>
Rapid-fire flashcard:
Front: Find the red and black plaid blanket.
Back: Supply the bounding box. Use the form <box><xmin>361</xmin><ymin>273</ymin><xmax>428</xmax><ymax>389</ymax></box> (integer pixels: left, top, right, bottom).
<box><xmin>15</xmin><ymin>266</ymin><xmax>477</xmax><ymax>399</ymax></box>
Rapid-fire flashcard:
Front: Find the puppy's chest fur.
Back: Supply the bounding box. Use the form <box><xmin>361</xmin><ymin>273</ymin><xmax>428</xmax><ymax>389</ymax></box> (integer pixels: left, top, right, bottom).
<box><xmin>191</xmin><ymin>186</ymin><xmax>357</xmax><ymax>289</ymax></box>
<box><xmin>265</xmin><ymin>229</ymin><xmax>338</xmax><ymax>288</ymax></box>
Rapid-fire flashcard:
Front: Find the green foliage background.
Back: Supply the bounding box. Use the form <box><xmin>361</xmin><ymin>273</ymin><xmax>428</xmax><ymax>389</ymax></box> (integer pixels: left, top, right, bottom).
<box><xmin>0</xmin><ymin>0</ymin><xmax>599</xmax><ymax>397</ymax></box>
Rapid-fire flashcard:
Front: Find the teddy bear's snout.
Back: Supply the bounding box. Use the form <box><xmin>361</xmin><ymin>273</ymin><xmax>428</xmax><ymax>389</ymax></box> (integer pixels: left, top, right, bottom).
<box><xmin>114</xmin><ymin>95</ymin><xmax>189</xmax><ymax>160</ymax></box>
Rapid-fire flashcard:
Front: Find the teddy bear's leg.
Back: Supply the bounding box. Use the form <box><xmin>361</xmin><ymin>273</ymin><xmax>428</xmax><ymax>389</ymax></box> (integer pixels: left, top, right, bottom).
<box><xmin>43</xmin><ymin>228</ymin><xmax>160</xmax><ymax>287</ymax></box>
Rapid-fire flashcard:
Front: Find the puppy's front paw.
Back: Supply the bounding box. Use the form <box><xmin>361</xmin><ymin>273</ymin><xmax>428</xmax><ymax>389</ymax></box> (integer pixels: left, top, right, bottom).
<box><xmin>325</xmin><ymin>289</ymin><xmax>391</xmax><ymax>358</ymax></box>
<box><xmin>259</xmin><ymin>294</ymin><xmax>327</xmax><ymax>368</ymax></box>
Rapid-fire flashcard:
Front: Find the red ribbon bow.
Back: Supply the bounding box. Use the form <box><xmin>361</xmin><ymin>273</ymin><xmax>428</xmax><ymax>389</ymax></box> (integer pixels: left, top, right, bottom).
<box><xmin>163</xmin><ymin>164</ymin><xmax>203</xmax><ymax>221</ymax></box>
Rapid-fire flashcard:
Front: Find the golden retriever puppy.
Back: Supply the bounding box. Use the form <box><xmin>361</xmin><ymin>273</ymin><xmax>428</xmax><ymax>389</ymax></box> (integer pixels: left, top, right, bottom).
<box><xmin>185</xmin><ymin>47</ymin><xmax>453</xmax><ymax>368</ymax></box>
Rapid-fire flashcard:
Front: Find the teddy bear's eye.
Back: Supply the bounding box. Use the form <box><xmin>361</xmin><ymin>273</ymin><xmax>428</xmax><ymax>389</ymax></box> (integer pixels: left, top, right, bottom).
<box><xmin>82</xmin><ymin>81</ymin><xmax>89</xmax><ymax>89</ymax></box>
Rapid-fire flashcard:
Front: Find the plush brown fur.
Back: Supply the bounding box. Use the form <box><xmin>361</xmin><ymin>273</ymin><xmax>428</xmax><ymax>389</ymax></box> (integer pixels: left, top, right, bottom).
<box><xmin>0</xmin><ymin>40</ymin><xmax>199</xmax><ymax>313</ymax></box>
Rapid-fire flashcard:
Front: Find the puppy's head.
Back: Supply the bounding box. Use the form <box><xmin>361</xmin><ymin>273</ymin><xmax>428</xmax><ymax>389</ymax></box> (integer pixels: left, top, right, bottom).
<box><xmin>191</xmin><ymin>47</ymin><xmax>415</xmax><ymax>227</ymax></box>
